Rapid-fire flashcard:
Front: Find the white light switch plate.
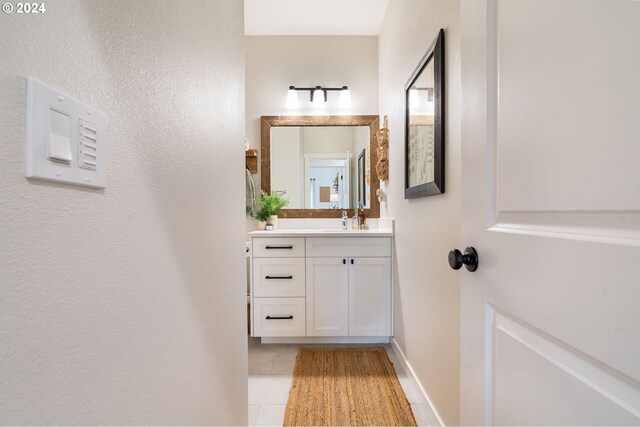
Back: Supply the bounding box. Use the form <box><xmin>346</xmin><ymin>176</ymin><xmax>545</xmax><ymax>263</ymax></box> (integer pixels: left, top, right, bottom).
<box><xmin>25</xmin><ymin>77</ymin><xmax>106</xmax><ymax>189</ymax></box>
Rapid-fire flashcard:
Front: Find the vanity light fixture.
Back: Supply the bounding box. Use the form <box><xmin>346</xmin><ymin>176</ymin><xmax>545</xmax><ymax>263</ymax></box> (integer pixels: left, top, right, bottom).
<box><xmin>286</xmin><ymin>86</ymin><xmax>299</xmax><ymax>108</ymax></box>
<box><xmin>409</xmin><ymin>88</ymin><xmax>420</xmax><ymax>107</ymax></box>
<box><xmin>286</xmin><ymin>85</ymin><xmax>351</xmax><ymax>108</ymax></box>
<box><xmin>312</xmin><ymin>87</ymin><xmax>325</xmax><ymax>106</ymax></box>
<box><xmin>339</xmin><ymin>87</ymin><xmax>351</xmax><ymax>108</ymax></box>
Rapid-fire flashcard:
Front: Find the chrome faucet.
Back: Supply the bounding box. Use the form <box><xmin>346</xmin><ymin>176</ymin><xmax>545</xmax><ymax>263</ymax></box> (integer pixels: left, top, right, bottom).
<box><xmin>341</xmin><ymin>210</ymin><xmax>348</xmax><ymax>229</ymax></box>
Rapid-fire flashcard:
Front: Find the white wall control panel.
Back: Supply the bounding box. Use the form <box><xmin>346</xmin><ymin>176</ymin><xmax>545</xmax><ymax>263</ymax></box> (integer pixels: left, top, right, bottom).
<box><xmin>25</xmin><ymin>77</ymin><xmax>106</xmax><ymax>189</ymax></box>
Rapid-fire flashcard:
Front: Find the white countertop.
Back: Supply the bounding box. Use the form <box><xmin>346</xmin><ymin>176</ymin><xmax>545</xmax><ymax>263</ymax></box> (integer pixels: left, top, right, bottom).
<box><xmin>247</xmin><ymin>228</ymin><xmax>394</xmax><ymax>237</ymax></box>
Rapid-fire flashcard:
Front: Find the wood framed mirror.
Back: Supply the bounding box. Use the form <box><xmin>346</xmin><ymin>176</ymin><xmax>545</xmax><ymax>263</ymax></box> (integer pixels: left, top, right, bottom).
<box><xmin>261</xmin><ymin>115</ymin><xmax>380</xmax><ymax>218</ymax></box>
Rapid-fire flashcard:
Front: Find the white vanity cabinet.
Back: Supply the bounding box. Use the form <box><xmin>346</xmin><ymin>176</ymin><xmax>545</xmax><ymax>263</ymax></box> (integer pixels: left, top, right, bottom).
<box><xmin>250</xmin><ymin>233</ymin><xmax>392</xmax><ymax>341</ymax></box>
<box><xmin>306</xmin><ymin>237</ymin><xmax>391</xmax><ymax>337</ymax></box>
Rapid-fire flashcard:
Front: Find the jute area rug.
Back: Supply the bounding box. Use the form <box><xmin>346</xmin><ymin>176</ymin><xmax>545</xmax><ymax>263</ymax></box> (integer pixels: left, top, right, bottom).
<box><xmin>283</xmin><ymin>347</ymin><xmax>417</xmax><ymax>426</ymax></box>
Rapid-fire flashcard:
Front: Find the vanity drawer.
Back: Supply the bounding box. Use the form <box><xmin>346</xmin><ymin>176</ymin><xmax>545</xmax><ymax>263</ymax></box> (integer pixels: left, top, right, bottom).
<box><xmin>306</xmin><ymin>237</ymin><xmax>391</xmax><ymax>257</ymax></box>
<box><xmin>253</xmin><ymin>258</ymin><xmax>305</xmax><ymax>297</ymax></box>
<box><xmin>253</xmin><ymin>297</ymin><xmax>306</xmax><ymax>337</ymax></box>
<box><xmin>253</xmin><ymin>238</ymin><xmax>305</xmax><ymax>258</ymax></box>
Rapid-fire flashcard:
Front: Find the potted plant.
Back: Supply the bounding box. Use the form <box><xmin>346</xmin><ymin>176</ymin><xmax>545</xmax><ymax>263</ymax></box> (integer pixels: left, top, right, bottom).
<box><xmin>259</xmin><ymin>191</ymin><xmax>289</xmax><ymax>230</ymax></box>
<box><xmin>253</xmin><ymin>208</ymin><xmax>271</xmax><ymax>230</ymax></box>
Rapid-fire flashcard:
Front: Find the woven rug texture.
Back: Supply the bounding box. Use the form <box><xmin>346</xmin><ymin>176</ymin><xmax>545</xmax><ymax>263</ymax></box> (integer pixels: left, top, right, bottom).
<box><xmin>283</xmin><ymin>347</ymin><xmax>417</xmax><ymax>426</ymax></box>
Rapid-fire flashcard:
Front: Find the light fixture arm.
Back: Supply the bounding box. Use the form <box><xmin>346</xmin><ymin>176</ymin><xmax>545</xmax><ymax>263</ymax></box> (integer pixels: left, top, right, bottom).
<box><xmin>288</xmin><ymin>85</ymin><xmax>350</xmax><ymax>103</ymax></box>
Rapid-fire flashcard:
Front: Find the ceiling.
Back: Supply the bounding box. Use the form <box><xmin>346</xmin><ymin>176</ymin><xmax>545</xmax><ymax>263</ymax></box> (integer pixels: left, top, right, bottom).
<box><xmin>244</xmin><ymin>0</ymin><xmax>390</xmax><ymax>36</ymax></box>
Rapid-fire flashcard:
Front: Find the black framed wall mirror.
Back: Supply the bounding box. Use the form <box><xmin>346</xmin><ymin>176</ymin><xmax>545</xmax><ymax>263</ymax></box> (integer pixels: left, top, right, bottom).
<box><xmin>405</xmin><ymin>28</ymin><xmax>445</xmax><ymax>198</ymax></box>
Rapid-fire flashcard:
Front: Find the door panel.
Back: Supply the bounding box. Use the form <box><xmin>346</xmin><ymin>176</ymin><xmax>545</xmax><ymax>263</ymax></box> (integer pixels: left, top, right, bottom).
<box><xmin>306</xmin><ymin>258</ymin><xmax>349</xmax><ymax>336</ymax></box>
<box><xmin>495</xmin><ymin>0</ymin><xmax>640</xmax><ymax>214</ymax></box>
<box><xmin>348</xmin><ymin>257</ymin><xmax>391</xmax><ymax>336</ymax></box>
<box><xmin>492</xmin><ymin>308</ymin><xmax>639</xmax><ymax>425</ymax></box>
<box><xmin>492</xmin><ymin>0</ymin><xmax>640</xmax><ymax>245</ymax></box>
<box><xmin>461</xmin><ymin>0</ymin><xmax>640</xmax><ymax>424</ymax></box>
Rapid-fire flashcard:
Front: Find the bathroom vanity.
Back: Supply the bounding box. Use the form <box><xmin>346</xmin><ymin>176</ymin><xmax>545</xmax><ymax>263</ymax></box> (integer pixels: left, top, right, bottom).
<box><xmin>248</xmin><ymin>228</ymin><xmax>393</xmax><ymax>343</ymax></box>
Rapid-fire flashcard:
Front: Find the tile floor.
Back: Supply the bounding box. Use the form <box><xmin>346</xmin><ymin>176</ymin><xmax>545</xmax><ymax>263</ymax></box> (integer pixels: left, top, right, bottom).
<box><xmin>247</xmin><ymin>336</ymin><xmax>430</xmax><ymax>426</ymax></box>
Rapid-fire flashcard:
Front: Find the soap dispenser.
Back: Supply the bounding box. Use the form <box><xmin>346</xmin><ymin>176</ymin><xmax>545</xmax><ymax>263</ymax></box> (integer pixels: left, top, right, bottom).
<box><xmin>358</xmin><ymin>208</ymin><xmax>366</xmax><ymax>225</ymax></box>
<box><xmin>352</xmin><ymin>212</ymin><xmax>360</xmax><ymax>229</ymax></box>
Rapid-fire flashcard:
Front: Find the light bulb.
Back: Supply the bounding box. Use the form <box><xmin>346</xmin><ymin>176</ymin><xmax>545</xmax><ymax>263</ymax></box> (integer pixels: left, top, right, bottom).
<box><xmin>286</xmin><ymin>86</ymin><xmax>298</xmax><ymax>108</ymax></box>
<box><xmin>409</xmin><ymin>88</ymin><xmax>419</xmax><ymax>107</ymax></box>
<box><xmin>312</xmin><ymin>87</ymin><xmax>324</xmax><ymax>106</ymax></box>
<box><xmin>339</xmin><ymin>86</ymin><xmax>351</xmax><ymax>108</ymax></box>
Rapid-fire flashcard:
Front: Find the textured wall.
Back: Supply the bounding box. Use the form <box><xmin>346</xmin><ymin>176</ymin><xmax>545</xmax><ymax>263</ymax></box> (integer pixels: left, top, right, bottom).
<box><xmin>378</xmin><ymin>0</ymin><xmax>461</xmax><ymax>424</ymax></box>
<box><xmin>0</xmin><ymin>0</ymin><xmax>247</xmax><ymax>424</ymax></box>
<box><xmin>245</xmin><ymin>36</ymin><xmax>378</xmax><ymax>230</ymax></box>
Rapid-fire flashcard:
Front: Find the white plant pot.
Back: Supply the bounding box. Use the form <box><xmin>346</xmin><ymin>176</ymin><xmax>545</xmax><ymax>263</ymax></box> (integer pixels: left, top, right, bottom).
<box><xmin>267</xmin><ymin>215</ymin><xmax>278</xmax><ymax>230</ymax></box>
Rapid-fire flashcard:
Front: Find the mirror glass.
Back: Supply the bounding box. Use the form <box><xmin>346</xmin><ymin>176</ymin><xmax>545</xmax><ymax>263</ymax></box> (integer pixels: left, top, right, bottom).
<box><xmin>261</xmin><ymin>115</ymin><xmax>380</xmax><ymax>218</ymax></box>
<box><xmin>271</xmin><ymin>126</ymin><xmax>370</xmax><ymax>210</ymax></box>
<box><xmin>407</xmin><ymin>59</ymin><xmax>435</xmax><ymax>187</ymax></box>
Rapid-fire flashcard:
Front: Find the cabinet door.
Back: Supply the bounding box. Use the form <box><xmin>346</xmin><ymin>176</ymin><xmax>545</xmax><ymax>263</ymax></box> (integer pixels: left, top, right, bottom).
<box><xmin>306</xmin><ymin>258</ymin><xmax>349</xmax><ymax>336</ymax></box>
<box><xmin>348</xmin><ymin>257</ymin><xmax>391</xmax><ymax>336</ymax></box>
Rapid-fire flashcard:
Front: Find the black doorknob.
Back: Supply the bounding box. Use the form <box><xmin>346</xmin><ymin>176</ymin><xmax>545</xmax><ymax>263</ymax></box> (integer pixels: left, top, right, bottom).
<box><xmin>448</xmin><ymin>247</ymin><xmax>479</xmax><ymax>272</ymax></box>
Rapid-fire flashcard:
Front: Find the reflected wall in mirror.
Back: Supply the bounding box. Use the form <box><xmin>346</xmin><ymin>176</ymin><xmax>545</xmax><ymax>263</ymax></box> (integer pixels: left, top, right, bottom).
<box><xmin>261</xmin><ymin>115</ymin><xmax>380</xmax><ymax>218</ymax></box>
<box><xmin>405</xmin><ymin>28</ymin><xmax>445</xmax><ymax>198</ymax></box>
<box><xmin>271</xmin><ymin>126</ymin><xmax>369</xmax><ymax>209</ymax></box>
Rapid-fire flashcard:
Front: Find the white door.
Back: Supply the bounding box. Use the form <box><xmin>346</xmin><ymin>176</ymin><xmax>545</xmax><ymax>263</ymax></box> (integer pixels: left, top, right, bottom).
<box><xmin>460</xmin><ymin>0</ymin><xmax>640</xmax><ymax>425</ymax></box>
<box><xmin>306</xmin><ymin>258</ymin><xmax>349</xmax><ymax>336</ymax></box>
<box><xmin>348</xmin><ymin>257</ymin><xmax>391</xmax><ymax>336</ymax></box>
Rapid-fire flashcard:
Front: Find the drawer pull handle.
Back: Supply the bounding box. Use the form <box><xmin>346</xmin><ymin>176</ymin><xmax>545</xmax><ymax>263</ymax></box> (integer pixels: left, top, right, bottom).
<box><xmin>265</xmin><ymin>245</ymin><xmax>293</xmax><ymax>249</ymax></box>
<box><xmin>265</xmin><ymin>275</ymin><xmax>293</xmax><ymax>280</ymax></box>
<box><xmin>266</xmin><ymin>315</ymin><xmax>294</xmax><ymax>320</ymax></box>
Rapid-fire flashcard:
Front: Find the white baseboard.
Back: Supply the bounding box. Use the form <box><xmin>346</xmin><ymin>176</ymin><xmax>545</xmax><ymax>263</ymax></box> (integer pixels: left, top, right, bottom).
<box><xmin>261</xmin><ymin>336</ymin><xmax>390</xmax><ymax>344</ymax></box>
<box><xmin>391</xmin><ymin>338</ymin><xmax>445</xmax><ymax>426</ymax></box>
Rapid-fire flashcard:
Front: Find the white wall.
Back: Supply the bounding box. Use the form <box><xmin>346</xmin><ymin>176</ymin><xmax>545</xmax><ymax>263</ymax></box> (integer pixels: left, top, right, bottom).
<box><xmin>245</xmin><ymin>36</ymin><xmax>378</xmax><ymax>229</ymax></box>
<box><xmin>0</xmin><ymin>1</ymin><xmax>247</xmax><ymax>424</ymax></box>
<box><xmin>301</xmin><ymin>126</ymin><xmax>353</xmax><ymax>154</ymax></box>
<box><xmin>271</xmin><ymin>127</ymin><xmax>301</xmax><ymax>207</ymax></box>
<box><xmin>379</xmin><ymin>0</ymin><xmax>461</xmax><ymax>424</ymax></box>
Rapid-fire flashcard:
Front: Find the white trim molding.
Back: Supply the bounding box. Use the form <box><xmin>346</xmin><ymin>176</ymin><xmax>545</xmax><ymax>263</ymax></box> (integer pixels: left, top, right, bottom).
<box><xmin>261</xmin><ymin>336</ymin><xmax>389</xmax><ymax>344</ymax></box>
<box><xmin>391</xmin><ymin>338</ymin><xmax>446</xmax><ymax>426</ymax></box>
